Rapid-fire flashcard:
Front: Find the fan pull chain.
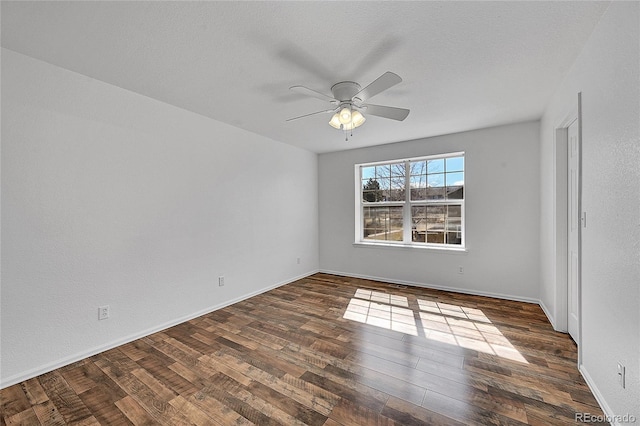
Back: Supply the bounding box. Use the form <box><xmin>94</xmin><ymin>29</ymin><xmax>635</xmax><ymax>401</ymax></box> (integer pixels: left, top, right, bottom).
<box><xmin>350</xmin><ymin>104</ymin><xmax>353</xmax><ymax>140</ymax></box>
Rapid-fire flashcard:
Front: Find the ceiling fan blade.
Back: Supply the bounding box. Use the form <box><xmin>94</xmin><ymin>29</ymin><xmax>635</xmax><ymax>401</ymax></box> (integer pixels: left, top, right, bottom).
<box><xmin>362</xmin><ymin>104</ymin><xmax>410</xmax><ymax>121</ymax></box>
<box><xmin>353</xmin><ymin>71</ymin><xmax>402</xmax><ymax>102</ymax></box>
<box><xmin>290</xmin><ymin>85</ymin><xmax>337</xmax><ymax>103</ymax></box>
<box><xmin>286</xmin><ymin>109</ymin><xmax>336</xmax><ymax>122</ymax></box>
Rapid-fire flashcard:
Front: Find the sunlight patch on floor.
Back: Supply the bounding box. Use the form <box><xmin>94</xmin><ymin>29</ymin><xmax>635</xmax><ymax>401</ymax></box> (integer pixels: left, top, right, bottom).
<box><xmin>344</xmin><ymin>294</ymin><xmax>418</xmax><ymax>336</ymax></box>
<box><xmin>354</xmin><ymin>288</ymin><xmax>409</xmax><ymax>307</ymax></box>
<box><xmin>343</xmin><ymin>289</ymin><xmax>529</xmax><ymax>363</ymax></box>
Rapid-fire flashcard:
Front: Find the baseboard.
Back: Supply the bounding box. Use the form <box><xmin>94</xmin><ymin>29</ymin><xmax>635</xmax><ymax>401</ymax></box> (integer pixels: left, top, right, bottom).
<box><xmin>0</xmin><ymin>270</ymin><xmax>319</xmax><ymax>389</ymax></box>
<box><xmin>318</xmin><ymin>269</ymin><xmax>540</xmax><ymax>304</ymax></box>
<box><xmin>579</xmin><ymin>364</ymin><xmax>618</xmax><ymax>425</ymax></box>
<box><xmin>538</xmin><ymin>299</ymin><xmax>557</xmax><ymax>330</ymax></box>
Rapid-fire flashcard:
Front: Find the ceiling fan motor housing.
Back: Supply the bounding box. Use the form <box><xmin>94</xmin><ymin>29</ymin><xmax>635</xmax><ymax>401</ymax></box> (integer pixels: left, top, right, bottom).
<box><xmin>330</xmin><ymin>81</ymin><xmax>362</xmax><ymax>103</ymax></box>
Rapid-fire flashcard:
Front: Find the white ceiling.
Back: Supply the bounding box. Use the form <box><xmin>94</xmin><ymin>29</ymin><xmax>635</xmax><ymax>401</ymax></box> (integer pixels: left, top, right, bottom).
<box><xmin>1</xmin><ymin>1</ymin><xmax>609</xmax><ymax>153</ymax></box>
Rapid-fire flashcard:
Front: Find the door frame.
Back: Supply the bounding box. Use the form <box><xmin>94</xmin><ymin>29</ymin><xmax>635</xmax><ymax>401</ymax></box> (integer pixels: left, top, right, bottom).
<box><xmin>553</xmin><ymin>93</ymin><xmax>582</xmax><ymax>360</ymax></box>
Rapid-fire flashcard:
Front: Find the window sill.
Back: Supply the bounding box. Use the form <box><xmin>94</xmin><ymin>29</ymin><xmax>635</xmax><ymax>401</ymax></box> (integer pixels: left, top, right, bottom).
<box><xmin>353</xmin><ymin>241</ymin><xmax>468</xmax><ymax>253</ymax></box>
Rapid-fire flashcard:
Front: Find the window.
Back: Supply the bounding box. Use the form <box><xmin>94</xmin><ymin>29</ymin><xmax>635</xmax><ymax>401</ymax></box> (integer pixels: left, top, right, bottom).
<box><xmin>356</xmin><ymin>152</ymin><xmax>464</xmax><ymax>248</ymax></box>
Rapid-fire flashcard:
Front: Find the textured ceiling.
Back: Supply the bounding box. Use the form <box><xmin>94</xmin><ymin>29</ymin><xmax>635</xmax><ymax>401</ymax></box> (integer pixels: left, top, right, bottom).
<box><xmin>1</xmin><ymin>1</ymin><xmax>609</xmax><ymax>153</ymax></box>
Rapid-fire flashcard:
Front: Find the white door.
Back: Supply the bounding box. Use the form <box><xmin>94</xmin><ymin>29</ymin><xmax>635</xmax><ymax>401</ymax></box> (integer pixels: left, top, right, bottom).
<box><xmin>567</xmin><ymin>119</ymin><xmax>579</xmax><ymax>343</ymax></box>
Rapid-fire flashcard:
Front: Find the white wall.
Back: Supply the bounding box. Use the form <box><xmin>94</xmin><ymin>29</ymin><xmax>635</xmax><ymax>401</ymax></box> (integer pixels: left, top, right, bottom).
<box><xmin>319</xmin><ymin>121</ymin><xmax>540</xmax><ymax>302</ymax></box>
<box><xmin>539</xmin><ymin>2</ymin><xmax>639</xmax><ymax>420</ymax></box>
<box><xmin>0</xmin><ymin>49</ymin><xmax>319</xmax><ymax>386</ymax></box>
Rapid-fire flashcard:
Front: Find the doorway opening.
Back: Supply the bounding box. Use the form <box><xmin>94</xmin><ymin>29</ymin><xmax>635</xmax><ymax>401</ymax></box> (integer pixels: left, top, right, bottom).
<box><xmin>554</xmin><ymin>93</ymin><xmax>582</xmax><ymax>353</ymax></box>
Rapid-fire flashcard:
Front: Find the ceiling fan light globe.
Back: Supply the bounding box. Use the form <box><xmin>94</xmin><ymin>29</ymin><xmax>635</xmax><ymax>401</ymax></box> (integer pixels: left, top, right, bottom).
<box><xmin>328</xmin><ymin>113</ymin><xmax>342</xmax><ymax>129</ymax></box>
<box><xmin>351</xmin><ymin>111</ymin><xmax>366</xmax><ymax>128</ymax></box>
<box><xmin>338</xmin><ymin>107</ymin><xmax>352</xmax><ymax>125</ymax></box>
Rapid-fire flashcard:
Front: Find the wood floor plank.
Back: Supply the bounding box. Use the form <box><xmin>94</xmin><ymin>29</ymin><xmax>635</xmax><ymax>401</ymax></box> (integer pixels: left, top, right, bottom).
<box><xmin>77</xmin><ymin>383</ymin><xmax>133</xmax><ymax>426</ymax></box>
<box><xmin>31</xmin><ymin>400</ymin><xmax>66</xmax><ymax>425</ymax></box>
<box><xmin>324</xmin><ymin>363</ymin><xmax>427</xmax><ymax>407</ymax></box>
<box><xmin>381</xmin><ymin>396</ymin><xmax>466</xmax><ymax>426</ymax></box>
<box><xmin>3</xmin><ymin>407</ymin><xmax>40</xmax><ymax>425</ymax></box>
<box><xmin>300</xmin><ymin>371</ymin><xmax>387</xmax><ymax>413</ymax></box>
<box><xmin>96</xmin><ymin>351</ymin><xmax>192</xmax><ymax>425</ymax></box>
<box><xmin>193</xmin><ymin>374</ymin><xmax>278</xmax><ymax>425</ymax></box>
<box><xmin>118</xmin><ymin>340</ymin><xmax>154</xmax><ymax>362</ymax></box>
<box><xmin>135</xmin><ymin>354</ymin><xmax>200</xmax><ymax>398</ymax></box>
<box><xmin>212</xmin><ymin>349</ymin><xmax>337</xmax><ymax>416</ymax></box>
<box><xmin>187</xmin><ymin>385</ymin><xmax>255</xmax><ymax>425</ymax></box>
<box><xmin>245</xmin><ymin>380</ymin><xmax>328</xmax><ymax>426</ymax></box>
<box><xmin>198</xmin><ymin>354</ymin><xmax>253</xmax><ymax>387</ymax></box>
<box><xmin>167</xmin><ymin>395</ymin><xmax>223</xmax><ymax>426</ymax></box>
<box><xmin>0</xmin><ymin>384</ymin><xmax>31</xmax><ymax>419</ymax></box>
<box><xmin>328</xmin><ymin>398</ymin><xmax>398</xmax><ymax>426</ymax></box>
<box><xmin>422</xmin><ymin>389</ymin><xmax>529</xmax><ymax>425</ymax></box>
<box><xmin>37</xmin><ymin>371</ymin><xmax>94</xmax><ymax>424</ymax></box>
<box><xmin>212</xmin><ymin>372</ymin><xmax>310</xmax><ymax>426</ymax></box>
<box><xmin>1</xmin><ymin>273</ymin><xmax>605</xmax><ymax>425</ymax></box>
<box><xmin>19</xmin><ymin>378</ymin><xmax>49</xmax><ymax>406</ymax></box>
<box><xmin>114</xmin><ymin>395</ymin><xmax>158</xmax><ymax>426</ymax></box>
<box><xmin>60</xmin><ymin>360</ymin><xmax>111</xmax><ymax>396</ymax></box>
<box><xmin>265</xmin><ymin>339</ymin><xmax>391</xmax><ymax>409</ymax></box>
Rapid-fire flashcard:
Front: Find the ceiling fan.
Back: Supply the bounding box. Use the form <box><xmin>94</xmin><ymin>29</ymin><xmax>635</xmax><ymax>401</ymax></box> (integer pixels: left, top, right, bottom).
<box><xmin>287</xmin><ymin>71</ymin><xmax>410</xmax><ymax>140</ymax></box>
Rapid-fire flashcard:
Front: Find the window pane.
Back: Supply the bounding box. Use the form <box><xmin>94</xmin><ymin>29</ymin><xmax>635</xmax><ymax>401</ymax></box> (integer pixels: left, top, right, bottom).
<box><xmin>410</xmin><ymin>161</ymin><xmax>426</xmax><ymax>176</ymax></box>
<box><xmin>377</xmin><ymin>177</ymin><xmax>391</xmax><ymax>191</ymax></box>
<box><xmin>447</xmin><ymin>186</ymin><xmax>464</xmax><ymax>199</ymax></box>
<box><xmin>362</xmin><ymin>165</ymin><xmax>406</xmax><ymax>203</ymax></box>
<box><xmin>426</xmin><ymin>188</ymin><xmax>446</xmax><ymax>199</ymax></box>
<box><xmin>427</xmin><ymin>232</ymin><xmax>445</xmax><ymax>243</ymax></box>
<box><xmin>445</xmin><ymin>156</ymin><xmax>464</xmax><ymax>172</ymax></box>
<box><xmin>362</xmin><ymin>166</ymin><xmax>375</xmax><ymax>180</ymax></box>
<box><xmin>362</xmin><ymin>190</ymin><xmax>378</xmax><ymax>202</ymax></box>
<box><xmin>427</xmin><ymin>159</ymin><xmax>444</xmax><ymax>174</ymax></box>
<box><xmin>426</xmin><ymin>206</ymin><xmax>445</xmax><ymax>244</ymax></box>
<box><xmin>362</xmin><ymin>178</ymin><xmax>383</xmax><ymax>202</ymax></box>
<box><xmin>410</xmin><ymin>175</ymin><xmax>426</xmax><ymax>200</ymax></box>
<box><xmin>446</xmin><ymin>172</ymin><xmax>464</xmax><ymax>187</ymax></box>
<box><xmin>428</xmin><ymin>173</ymin><xmax>444</xmax><ymax>187</ymax></box>
<box><xmin>377</xmin><ymin>178</ymin><xmax>391</xmax><ymax>201</ymax></box>
<box><xmin>375</xmin><ymin>164</ymin><xmax>390</xmax><ymax>179</ymax></box>
<box><xmin>410</xmin><ymin>175</ymin><xmax>426</xmax><ymax>187</ymax></box>
<box><xmin>426</xmin><ymin>173</ymin><xmax>445</xmax><ymax>199</ymax></box>
<box><xmin>410</xmin><ymin>161</ymin><xmax>426</xmax><ymax>201</ymax></box>
<box><xmin>389</xmin><ymin>177</ymin><xmax>405</xmax><ymax>201</ymax></box>
<box><xmin>411</xmin><ymin>206</ymin><xmax>426</xmax><ymax>242</ymax></box>
<box><xmin>363</xmin><ymin>206</ymin><xmax>404</xmax><ymax>241</ymax></box>
<box><xmin>446</xmin><ymin>205</ymin><xmax>462</xmax><ymax>245</ymax></box>
<box><xmin>446</xmin><ymin>172</ymin><xmax>464</xmax><ymax>199</ymax></box>
<box><xmin>390</xmin><ymin>163</ymin><xmax>405</xmax><ymax>177</ymax></box>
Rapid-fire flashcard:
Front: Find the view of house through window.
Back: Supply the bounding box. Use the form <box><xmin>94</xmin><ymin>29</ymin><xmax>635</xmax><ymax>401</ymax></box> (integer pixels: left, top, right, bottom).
<box><xmin>357</xmin><ymin>153</ymin><xmax>464</xmax><ymax>247</ymax></box>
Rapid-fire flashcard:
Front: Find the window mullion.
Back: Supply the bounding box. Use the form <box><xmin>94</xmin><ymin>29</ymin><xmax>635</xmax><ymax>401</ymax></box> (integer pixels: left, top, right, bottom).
<box><xmin>403</xmin><ymin>160</ymin><xmax>412</xmax><ymax>243</ymax></box>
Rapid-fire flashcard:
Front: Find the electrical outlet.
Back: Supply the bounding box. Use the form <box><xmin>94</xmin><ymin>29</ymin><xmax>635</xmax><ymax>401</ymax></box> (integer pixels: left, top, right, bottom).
<box><xmin>98</xmin><ymin>305</ymin><xmax>110</xmax><ymax>320</ymax></box>
<box><xmin>458</xmin><ymin>266</ymin><xmax>464</xmax><ymax>274</ymax></box>
<box><xmin>617</xmin><ymin>363</ymin><xmax>625</xmax><ymax>388</ymax></box>
<box><xmin>218</xmin><ymin>276</ymin><xmax>225</xmax><ymax>287</ymax></box>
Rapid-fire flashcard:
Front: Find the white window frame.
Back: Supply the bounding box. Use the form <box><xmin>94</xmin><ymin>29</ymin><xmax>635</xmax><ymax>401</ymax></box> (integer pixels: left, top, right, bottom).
<box><xmin>354</xmin><ymin>152</ymin><xmax>465</xmax><ymax>250</ymax></box>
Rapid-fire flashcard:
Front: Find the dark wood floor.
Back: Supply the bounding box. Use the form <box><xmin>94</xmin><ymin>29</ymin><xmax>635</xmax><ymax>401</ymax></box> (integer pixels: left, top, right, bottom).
<box><xmin>1</xmin><ymin>273</ymin><xmax>605</xmax><ymax>425</ymax></box>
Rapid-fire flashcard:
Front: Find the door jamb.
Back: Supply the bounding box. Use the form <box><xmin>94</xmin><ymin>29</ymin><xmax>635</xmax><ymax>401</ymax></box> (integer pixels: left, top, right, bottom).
<box><xmin>553</xmin><ymin>93</ymin><xmax>582</xmax><ymax>362</ymax></box>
